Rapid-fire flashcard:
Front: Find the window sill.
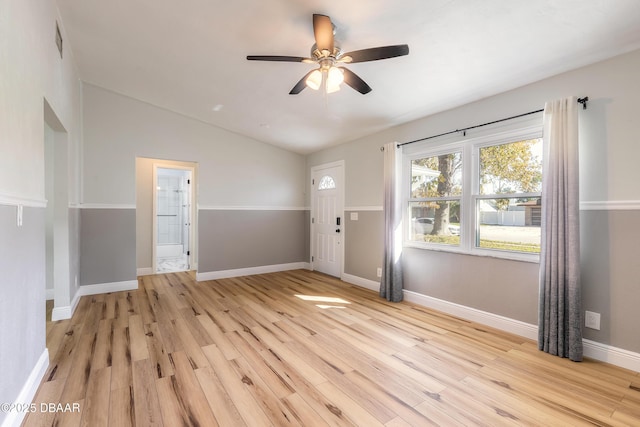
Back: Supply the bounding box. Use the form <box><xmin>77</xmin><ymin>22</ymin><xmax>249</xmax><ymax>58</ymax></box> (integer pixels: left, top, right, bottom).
<box><xmin>403</xmin><ymin>241</ymin><xmax>540</xmax><ymax>264</ymax></box>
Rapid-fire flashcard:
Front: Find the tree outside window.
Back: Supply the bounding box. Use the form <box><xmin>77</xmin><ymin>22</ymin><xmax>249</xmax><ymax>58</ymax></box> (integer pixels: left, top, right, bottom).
<box><xmin>410</xmin><ymin>151</ymin><xmax>462</xmax><ymax>245</ymax></box>
<box><xmin>406</xmin><ymin>128</ymin><xmax>543</xmax><ymax>258</ymax></box>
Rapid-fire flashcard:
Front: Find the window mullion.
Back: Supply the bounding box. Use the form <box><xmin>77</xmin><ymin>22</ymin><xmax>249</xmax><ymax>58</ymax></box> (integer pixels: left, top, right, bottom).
<box><xmin>462</xmin><ymin>143</ymin><xmax>474</xmax><ymax>251</ymax></box>
<box><xmin>408</xmin><ymin>196</ymin><xmax>461</xmax><ymax>203</ymax></box>
<box><xmin>476</xmin><ymin>192</ymin><xmax>541</xmax><ymax>200</ymax></box>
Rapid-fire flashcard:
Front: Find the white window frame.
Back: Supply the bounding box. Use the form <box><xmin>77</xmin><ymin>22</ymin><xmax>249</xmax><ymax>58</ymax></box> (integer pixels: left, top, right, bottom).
<box><xmin>402</xmin><ymin>121</ymin><xmax>543</xmax><ymax>263</ymax></box>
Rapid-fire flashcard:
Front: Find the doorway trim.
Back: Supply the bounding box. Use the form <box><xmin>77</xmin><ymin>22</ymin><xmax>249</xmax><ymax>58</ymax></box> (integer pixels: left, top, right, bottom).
<box><xmin>152</xmin><ymin>162</ymin><xmax>197</xmax><ymax>274</ymax></box>
<box><xmin>44</xmin><ymin>99</ymin><xmax>74</xmax><ymax>322</ymax></box>
<box><xmin>310</xmin><ymin>160</ymin><xmax>345</xmax><ymax>278</ymax></box>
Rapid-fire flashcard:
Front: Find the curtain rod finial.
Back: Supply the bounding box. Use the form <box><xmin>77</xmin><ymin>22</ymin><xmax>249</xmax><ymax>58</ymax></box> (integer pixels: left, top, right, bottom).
<box><xmin>578</xmin><ymin>97</ymin><xmax>588</xmax><ymax>110</ymax></box>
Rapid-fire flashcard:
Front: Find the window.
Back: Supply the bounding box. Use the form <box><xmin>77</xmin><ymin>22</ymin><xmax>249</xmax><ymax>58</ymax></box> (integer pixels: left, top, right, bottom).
<box><xmin>476</xmin><ymin>139</ymin><xmax>542</xmax><ymax>253</ymax></box>
<box><xmin>318</xmin><ymin>175</ymin><xmax>336</xmax><ymax>190</ymax></box>
<box><xmin>404</xmin><ymin>124</ymin><xmax>543</xmax><ymax>260</ymax></box>
<box><xmin>409</xmin><ymin>151</ymin><xmax>462</xmax><ymax>246</ymax></box>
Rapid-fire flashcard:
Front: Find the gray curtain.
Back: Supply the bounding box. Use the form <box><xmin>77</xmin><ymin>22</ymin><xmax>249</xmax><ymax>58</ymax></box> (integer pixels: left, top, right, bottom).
<box><xmin>380</xmin><ymin>142</ymin><xmax>404</xmax><ymax>302</ymax></box>
<box><xmin>538</xmin><ymin>96</ymin><xmax>582</xmax><ymax>361</ymax></box>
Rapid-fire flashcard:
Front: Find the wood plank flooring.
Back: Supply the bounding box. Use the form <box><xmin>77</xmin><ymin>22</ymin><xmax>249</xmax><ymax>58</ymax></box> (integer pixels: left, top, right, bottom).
<box><xmin>26</xmin><ymin>270</ymin><xmax>640</xmax><ymax>426</ymax></box>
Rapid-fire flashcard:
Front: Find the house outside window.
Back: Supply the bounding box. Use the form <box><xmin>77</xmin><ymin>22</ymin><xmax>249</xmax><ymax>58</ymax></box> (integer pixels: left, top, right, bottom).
<box><xmin>404</xmin><ymin>123</ymin><xmax>543</xmax><ymax>261</ymax></box>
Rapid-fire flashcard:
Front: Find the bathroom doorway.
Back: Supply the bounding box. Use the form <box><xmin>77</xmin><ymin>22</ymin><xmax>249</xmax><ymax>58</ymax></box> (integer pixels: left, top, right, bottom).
<box><xmin>153</xmin><ymin>165</ymin><xmax>195</xmax><ymax>273</ymax></box>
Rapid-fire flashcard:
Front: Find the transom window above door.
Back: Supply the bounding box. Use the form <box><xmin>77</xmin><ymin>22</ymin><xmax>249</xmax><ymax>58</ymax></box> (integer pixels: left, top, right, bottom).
<box><xmin>318</xmin><ymin>175</ymin><xmax>336</xmax><ymax>190</ymax></box>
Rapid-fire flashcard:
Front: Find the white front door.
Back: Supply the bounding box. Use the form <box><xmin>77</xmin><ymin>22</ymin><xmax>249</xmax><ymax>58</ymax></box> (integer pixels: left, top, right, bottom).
<box><xmin>311</xmin><ymin>162</ymin><xmax>344</xmax><ymax>278</ymax></box>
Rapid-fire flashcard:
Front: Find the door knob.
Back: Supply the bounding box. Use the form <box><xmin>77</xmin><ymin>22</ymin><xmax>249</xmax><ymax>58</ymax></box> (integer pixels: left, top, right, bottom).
<box><xmin>336</xmin><ymin>229</ymin><xmax>341</xmax><ymax>233</ymax></box>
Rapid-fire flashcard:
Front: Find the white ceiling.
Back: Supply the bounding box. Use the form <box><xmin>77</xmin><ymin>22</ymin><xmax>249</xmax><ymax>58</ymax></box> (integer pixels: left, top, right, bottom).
<box><xmin>56</xmin><ymin>0</ymin><xmax>640</xmax><ymax>154</ymax></box>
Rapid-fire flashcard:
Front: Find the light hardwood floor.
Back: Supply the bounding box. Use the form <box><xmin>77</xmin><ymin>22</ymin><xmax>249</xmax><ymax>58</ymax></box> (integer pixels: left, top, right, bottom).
<box><xmin>26</xmin><ymin>270</ymin><xmax>640</xmax><ymax>426</ymax></box>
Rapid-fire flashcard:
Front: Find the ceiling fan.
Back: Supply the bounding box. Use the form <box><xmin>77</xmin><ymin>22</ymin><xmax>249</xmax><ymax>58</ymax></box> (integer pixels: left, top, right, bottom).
<box><xmin>247</xmin><ymin>14</ymin><xmax>409</xmax><ymax>95</ymax></box>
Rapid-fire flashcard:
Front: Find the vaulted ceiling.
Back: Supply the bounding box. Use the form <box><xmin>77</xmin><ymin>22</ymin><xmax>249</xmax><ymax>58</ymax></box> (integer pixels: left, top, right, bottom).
<box><xmin>56</xmin><ymin>0</ymin><xmax>640</xmax><ymax>154</ymax></box>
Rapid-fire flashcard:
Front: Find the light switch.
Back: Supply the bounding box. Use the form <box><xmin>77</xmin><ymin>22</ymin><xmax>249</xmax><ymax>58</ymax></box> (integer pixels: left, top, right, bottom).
<box><xmin>350</xmin><ymin>212</ymin><xmax>358</xmax><ymax>221</ymax></box>
<box><xmin>17</xmin><ymin>204</ymin><xmax>24</xmax><ymax>227</ymax></box>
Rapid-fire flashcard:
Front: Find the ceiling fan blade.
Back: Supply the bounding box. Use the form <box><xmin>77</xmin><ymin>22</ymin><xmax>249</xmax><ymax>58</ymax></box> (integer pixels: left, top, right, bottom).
<box><xmin>341</xmin><ymin>44</ymin><xmax>409</xmax><ymax>63</ymax></box>
<box><xmin>340</xmin><ymin>68</ymin><xmax>372</xmax><ymax>94</ymax></box>
<box><xmin>313</xmin><ymin>14</ymin><xmax>334</xmax><ymax>52</ymax></box>
<box><xmin>247</xmin><ymin>55</ymin><xmax>308</xmax><ymax>62</ymax></box>
<box><xmin>289</xmin><ymin>70</ymin><xmax>315</xmax><ymax>95</ymax></box>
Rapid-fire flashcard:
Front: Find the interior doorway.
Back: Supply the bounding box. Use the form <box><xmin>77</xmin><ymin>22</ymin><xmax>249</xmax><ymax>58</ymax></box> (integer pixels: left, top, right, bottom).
<box><xmin>153</xmin><ymin>164</ymin><xmax>195</xmax><ymax>273</ymax></box>
<box><xmin>44</xmin><ymin>100</ymin><xmax>72</xmax><ymax>323</ymax></box>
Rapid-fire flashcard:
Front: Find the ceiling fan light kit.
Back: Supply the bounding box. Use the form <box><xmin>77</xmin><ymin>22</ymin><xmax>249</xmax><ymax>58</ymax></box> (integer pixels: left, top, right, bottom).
<box><xmin>326</xmin><ymin>67</ymin><xmax>344</xmax><ymax>93</ymax></box>
<box><xmin>305</xmin><ymin>66</ymin><xmax>344</xmax><ymax>92</ymax></box>
<box><xmin>247</xmin><ymin>14</ymin><xmax>409</xmax><ymax>95</ymax></box>
<box><xmin>305</xmin><ymin>69</ymin><xmax>323</xmax><ymax>90</ymax></box>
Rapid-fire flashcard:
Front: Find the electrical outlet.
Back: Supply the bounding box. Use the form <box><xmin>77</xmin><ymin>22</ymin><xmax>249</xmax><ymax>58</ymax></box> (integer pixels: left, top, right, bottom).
<box><xmin>376</xmin><ymin>267</ymin><xmax>382</xmax><ymax>278</ymax></box>
<box><xmin>585</xmin><ymin>310</ymin><xmax>601</xmax><ymax>330</ymax></box>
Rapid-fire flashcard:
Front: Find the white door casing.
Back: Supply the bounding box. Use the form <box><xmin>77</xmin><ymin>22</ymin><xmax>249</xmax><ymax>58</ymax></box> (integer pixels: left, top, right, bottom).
<box><xmin>311</xmin><ymin>161</ymin><xmax>344</xmax><ymax>278</ymax></box>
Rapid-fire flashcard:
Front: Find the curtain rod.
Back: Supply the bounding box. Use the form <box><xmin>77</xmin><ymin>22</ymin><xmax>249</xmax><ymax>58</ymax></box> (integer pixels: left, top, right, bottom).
<box><xmin>395</xmin><ymin>96</ymin><xmax>588</xmax><ymax>149</ymax></box>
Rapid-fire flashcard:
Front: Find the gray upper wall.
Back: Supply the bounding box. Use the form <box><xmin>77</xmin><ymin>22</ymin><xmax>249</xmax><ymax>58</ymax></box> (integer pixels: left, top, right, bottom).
<box><xmin>306</xmin><ymin>137</ymin><xmax>385</xmax><ymax>208</ymax></box>
<box><xmin>82</xmin><ymin>84</ymin><xmax>306</xmax><ymax>208</ymax></box>
<box><xmin>0</xmin><ymin>2</ymin><xmax>82</xmax><ymax>205</ymax></box>
<box><xmin>306</xmin><ymin>48</ymin><xmax>640</xmax><ymax>207</ymax></box>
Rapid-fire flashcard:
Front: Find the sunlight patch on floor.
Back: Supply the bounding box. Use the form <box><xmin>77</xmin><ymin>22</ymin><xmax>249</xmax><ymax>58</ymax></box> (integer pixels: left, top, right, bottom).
<box><xmin>316</xmin><ymin>305</ymin><xmax>347</xmax><ymax>310</ymax></box>
<box><xmin>294</xmin><ymin>294</ymin><xmax>350</xmax><ymax>304</ymax></box>
<box><xmin>294</xmin><ymin>294</ymin><xmax>351</xmax><ymax>309</ymax></box>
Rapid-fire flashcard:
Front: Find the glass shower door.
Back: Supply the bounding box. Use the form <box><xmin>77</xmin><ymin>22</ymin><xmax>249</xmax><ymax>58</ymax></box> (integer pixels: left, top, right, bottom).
<box><xmin>156</xmin><ymin>168</ymin><xmax>190</xmax><ymax>273</ymax></box>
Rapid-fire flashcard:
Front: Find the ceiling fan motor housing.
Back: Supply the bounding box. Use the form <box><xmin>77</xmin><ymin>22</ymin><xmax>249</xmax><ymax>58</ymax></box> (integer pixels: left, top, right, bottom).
<box><xmin>311</xmin><ymin>44</ymin><xmax>342</xmax><ymax>61</ymax></box>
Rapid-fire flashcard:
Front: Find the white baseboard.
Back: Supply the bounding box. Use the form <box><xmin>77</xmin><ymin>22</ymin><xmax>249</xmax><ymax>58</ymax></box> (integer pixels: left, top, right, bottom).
<box><xmin>342</xmin><ymin>274</ymin><xmax>537</xmax><ymax>341</ymax></box>
<box><xmin>137</xmin><ymin>267</ymin><xmax>154</xmax><ymax>276</ymax></box>
<box><xmin>51</xmin><ymin>290</ymin><xmax>81</xmax><ymax>322</ymax></box>
<box><xmin>1</xmin><ymin>349</ymin><xmax>49</xmax><ymax>427</ymax></box>
<box><xmin>403</xmin><ymin>289</ymin><xmax>539</xmax><ymax>340</ymax></box>
<box><xmin>50</xmin><ymin>280</ymin><xmax>138</xmax><ymax>321</ymax></box>
<box><xmin>341</xmin><ymin>273</ymin><xmax>380</xmax><ymax>292</ymax></box>
<box><xmin>196</xmin><ymin>262</ymin><xmax>309</xmax><ymax>281</ymax></box>
<box><xmin>78</xmin><ymin>280</ymin><xmax>139</xmax><ymax>296</ymax></box>
<box><xmin>402</xmin><ymin>288</ymin><xmax>640</xmax><ymax>372</ymax></box>
<box><xmin>51</xmin><ymin>304</ymin><xmax>72</xmax><ymax>322</ymax></box>
<box><xmin>583</xmin><ymin>339</ymin><xmax>640</xmax><ymax>372</ymax></box>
